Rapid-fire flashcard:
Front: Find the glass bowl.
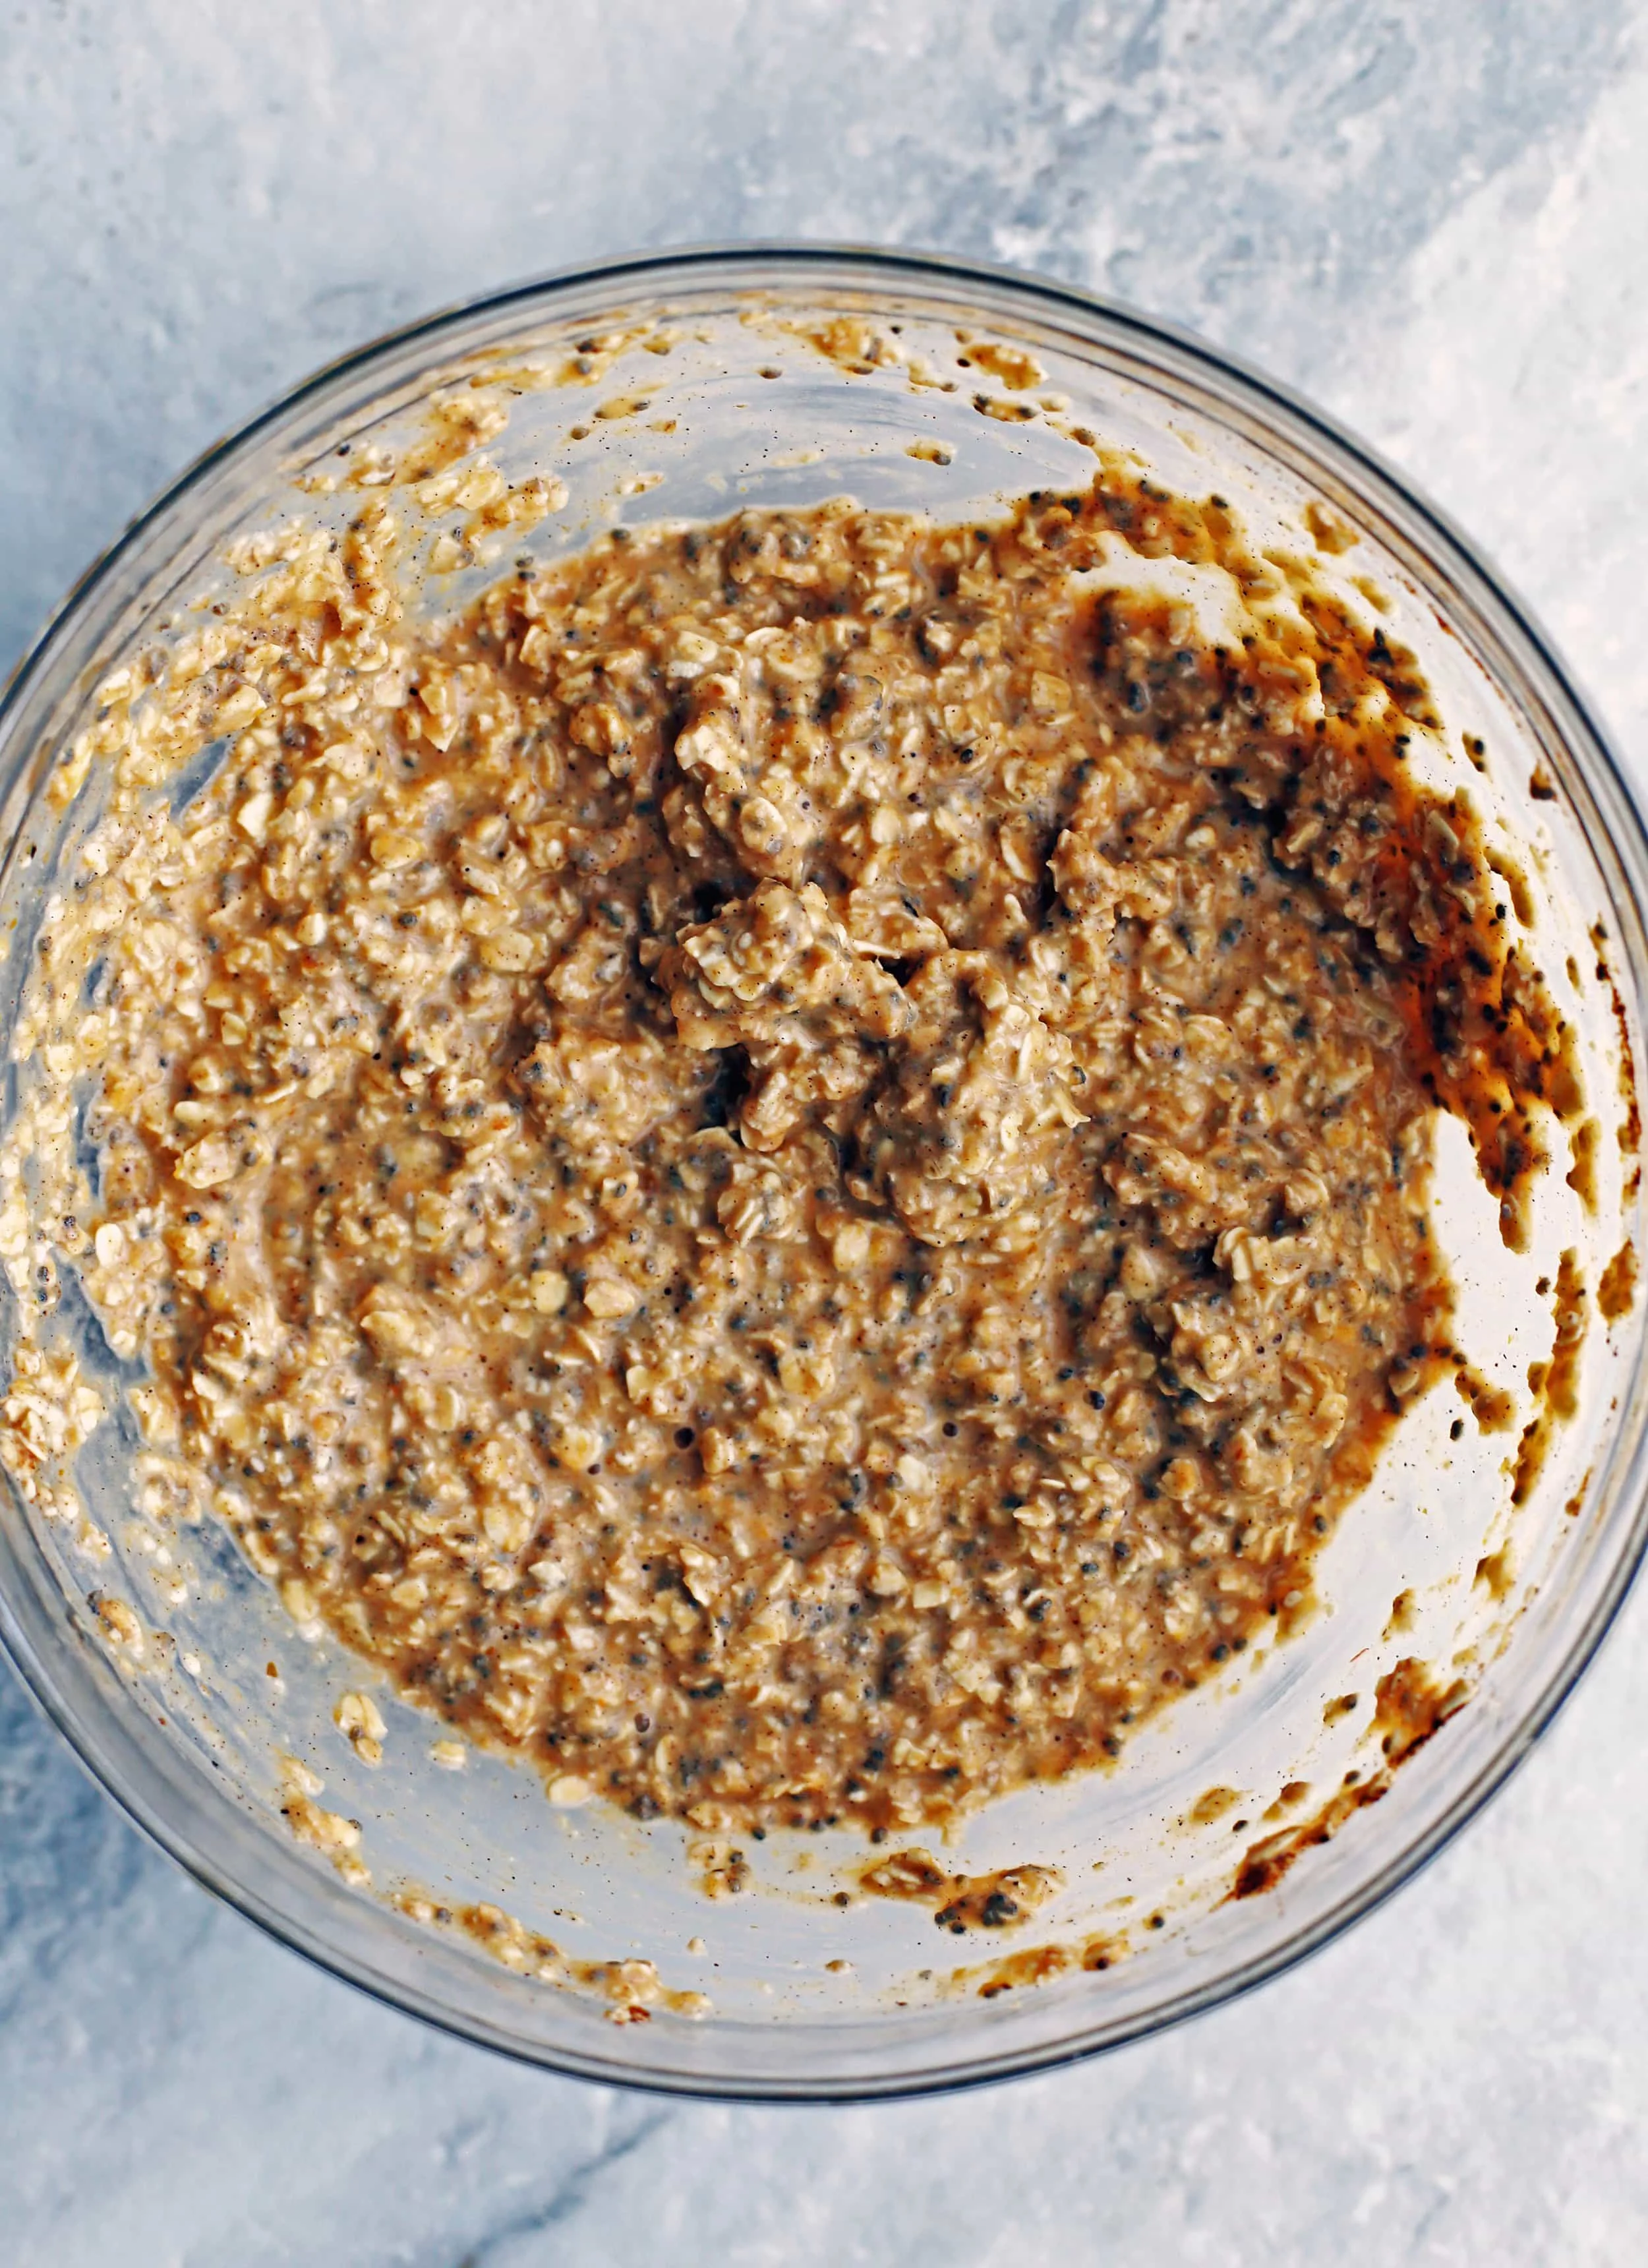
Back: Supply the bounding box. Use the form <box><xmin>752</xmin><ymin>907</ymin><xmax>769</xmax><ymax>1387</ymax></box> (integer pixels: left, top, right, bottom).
<box><xmin>1</xmin><ymin>246</ymin><xmax>1644</xmax><ymax>2101</ymax></box>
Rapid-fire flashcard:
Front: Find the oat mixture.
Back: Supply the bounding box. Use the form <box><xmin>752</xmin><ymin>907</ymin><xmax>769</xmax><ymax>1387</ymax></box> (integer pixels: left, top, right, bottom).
<box><xmin>3</xmin><ymin>465</ymin><xmax>1560</xmax><ymax>1837</ymax></box>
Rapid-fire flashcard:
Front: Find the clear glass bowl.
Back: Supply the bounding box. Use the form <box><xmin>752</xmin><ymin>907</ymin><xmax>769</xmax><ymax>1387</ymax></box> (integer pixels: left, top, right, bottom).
<box><xmin>1</xmin><ymin>247</ymin><xmax>1644</xmax><ymax>2101</ymax></box>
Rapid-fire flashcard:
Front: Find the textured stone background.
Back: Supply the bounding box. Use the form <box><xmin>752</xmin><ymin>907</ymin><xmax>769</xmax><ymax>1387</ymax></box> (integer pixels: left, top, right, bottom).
<box><xmin>4</xmin><ymin>4</ymin><xmax>1648</xmax><ymax>2261</ymax></box>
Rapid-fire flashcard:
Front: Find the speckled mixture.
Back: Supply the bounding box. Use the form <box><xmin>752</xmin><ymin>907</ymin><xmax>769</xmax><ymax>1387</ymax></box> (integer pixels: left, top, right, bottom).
<box><xmin>4</xmin><ymin>465</ymin><xmax>1558</xmax><ymax>1838</ymax></box>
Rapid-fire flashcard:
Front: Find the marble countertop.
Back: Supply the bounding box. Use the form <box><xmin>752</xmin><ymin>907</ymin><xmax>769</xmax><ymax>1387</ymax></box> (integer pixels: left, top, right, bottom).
<box><xmin>5</xmin><ymin>5</ymin><xmax>1648</xmax><ymax>2260</ymax></box>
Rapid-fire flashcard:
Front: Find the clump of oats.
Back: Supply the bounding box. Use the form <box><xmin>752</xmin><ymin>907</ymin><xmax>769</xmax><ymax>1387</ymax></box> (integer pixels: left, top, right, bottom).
<box><xmin>3</xmin><ymin>465</ymin><xmax>1558</xmax><ymax>1840</ymax></box>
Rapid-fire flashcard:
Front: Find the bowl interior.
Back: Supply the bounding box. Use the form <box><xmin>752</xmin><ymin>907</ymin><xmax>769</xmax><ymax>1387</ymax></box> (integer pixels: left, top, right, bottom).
<box><xmin>1</xmin><ymin>251</ymin><xmax>1643</xmax><ymax>2097</ymax></box>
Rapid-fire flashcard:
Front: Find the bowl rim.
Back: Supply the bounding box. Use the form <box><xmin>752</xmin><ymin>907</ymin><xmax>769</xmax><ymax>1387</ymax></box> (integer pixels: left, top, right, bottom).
<box><xmin>3</xmin><ymin>237</ymin><xmax>1647</xmax><ymax>2103</ymax></box>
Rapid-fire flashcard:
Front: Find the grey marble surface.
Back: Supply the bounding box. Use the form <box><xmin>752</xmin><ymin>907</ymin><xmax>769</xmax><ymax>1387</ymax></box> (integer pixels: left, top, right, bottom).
<box><xmin>3</xmin><ymin>4</ymin><xmax>1648</xmax><ymax>2260</ymax></box>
